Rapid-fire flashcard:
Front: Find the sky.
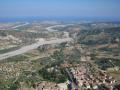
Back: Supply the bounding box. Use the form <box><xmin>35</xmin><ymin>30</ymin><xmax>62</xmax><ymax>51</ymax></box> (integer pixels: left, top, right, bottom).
<box><xmin>0</xmin><ymin>0</ymin><xmax>120</xmax><ymax>20</ymax></box>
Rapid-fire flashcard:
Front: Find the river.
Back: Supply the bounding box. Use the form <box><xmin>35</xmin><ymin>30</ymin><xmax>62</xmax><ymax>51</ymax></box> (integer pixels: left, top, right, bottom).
<box><xmin>0</xmin><ymin>24</ymin><xmax>73</xmax><ymax>60</ymax></box>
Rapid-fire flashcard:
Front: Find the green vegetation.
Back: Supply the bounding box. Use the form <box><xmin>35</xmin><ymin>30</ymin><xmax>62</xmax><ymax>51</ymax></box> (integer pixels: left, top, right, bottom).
<box><xmin>38</xmin><ymin>48</ymin><xmax>67</xmax><ymax>83</ymax></box>
<box><xmin>39</xmin><ymin>67</ymin><xmax>67</xmax><ymax>83</ymax></box>
<box><xmin>94</xmin><ymin>58</ymin><xmax>120</xmax><ymax>70</ymax></box>
<box><xmin>0</xmin><ymin>47</ymin><xmax>67</xmax><ymax>90</ymax></box>
<box><xmin>0</xmin><ymin>55</ymin><xmax>28</xmax><ymax>63</ymax></box>
<box><xmin>0</xmin><ymin>47</ymin><xmax>20</xmax><ymax>54</ymax></box>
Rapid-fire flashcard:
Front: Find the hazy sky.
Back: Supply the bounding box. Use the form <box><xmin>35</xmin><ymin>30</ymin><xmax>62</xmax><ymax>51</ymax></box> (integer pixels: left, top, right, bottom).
<box><xmin>0</xmin><ymin>0</ymin><xmax>120</xmax><ymax>19</ymax></box>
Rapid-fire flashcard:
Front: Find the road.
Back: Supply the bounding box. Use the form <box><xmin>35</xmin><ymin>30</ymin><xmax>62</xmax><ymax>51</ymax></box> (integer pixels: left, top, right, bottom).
<box><xmin>65</xmin><ymin>68</ymin><xmax>74</xmax><ymax>82</ymax></box>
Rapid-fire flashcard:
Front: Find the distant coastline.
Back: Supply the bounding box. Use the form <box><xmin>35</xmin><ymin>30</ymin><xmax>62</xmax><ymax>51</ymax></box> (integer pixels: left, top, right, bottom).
<box><xmin>0</xmin><ymin>17</ymin><xmax>120</xmax><ymax>22</ymax></box>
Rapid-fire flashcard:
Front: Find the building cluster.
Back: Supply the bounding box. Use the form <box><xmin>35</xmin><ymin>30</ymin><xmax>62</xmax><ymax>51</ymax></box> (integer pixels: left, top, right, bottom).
<box><xmin>70</xmin><ymin>65</ymin><xmax>118</xmax><ymax>90</ymax></box>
